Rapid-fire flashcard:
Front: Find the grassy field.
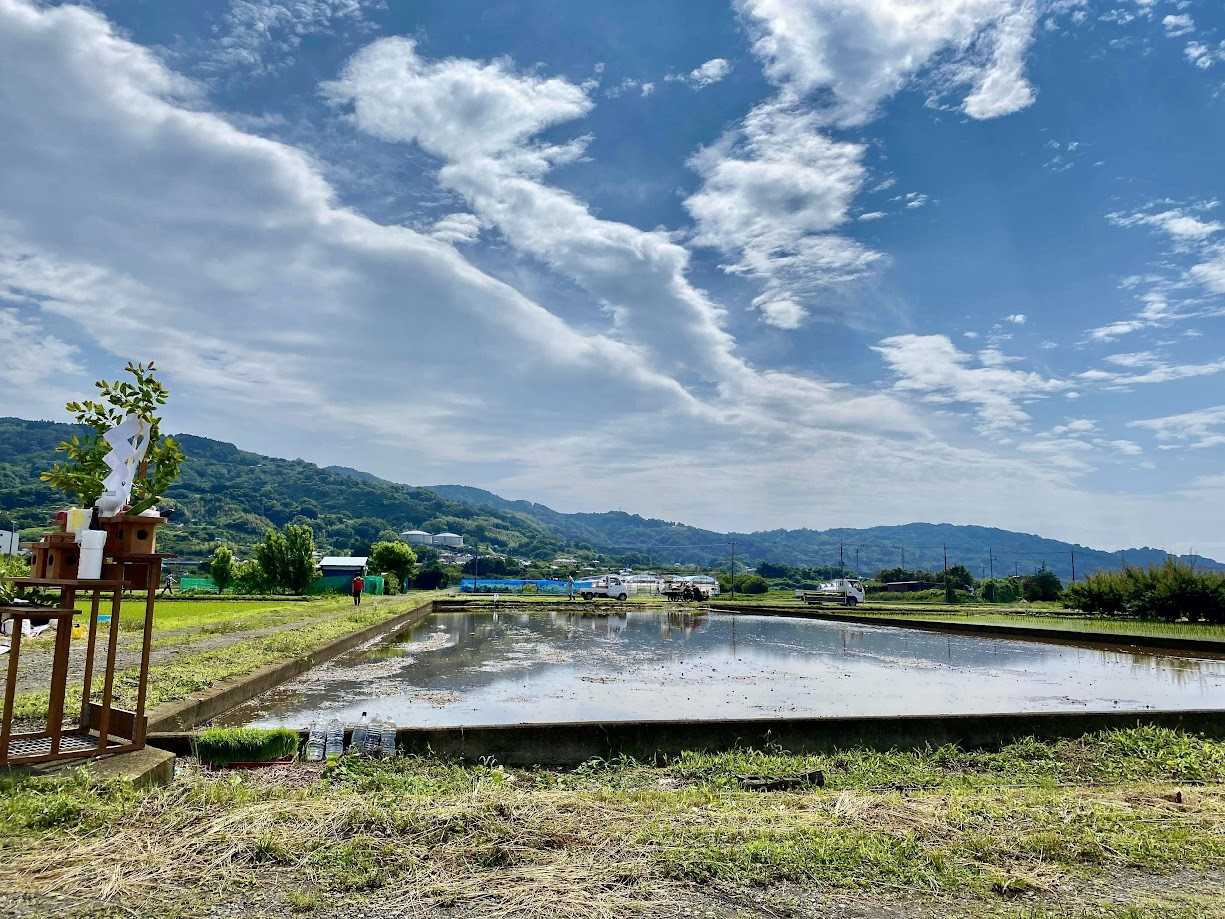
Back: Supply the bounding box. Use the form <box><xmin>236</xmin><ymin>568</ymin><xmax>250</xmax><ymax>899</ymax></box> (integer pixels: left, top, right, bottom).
<box><xmin>6</xmin><ymin>592</ymin><xmax>442</xmax><ymax>722</ymax></box>
<box><xmin>2</xmin><ymin>726</ymin><xmax>1224</xmax><ymax>918</ymax></box>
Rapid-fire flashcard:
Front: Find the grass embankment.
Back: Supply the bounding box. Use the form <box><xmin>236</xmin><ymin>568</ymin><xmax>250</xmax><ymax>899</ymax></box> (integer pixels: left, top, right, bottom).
<box><xmin>2</xmin><ymin>727</ymin><xmax>1224</xmax><ymax>918</ymax></box>
<box><xmin>713</xmin><ymin>596</ymin><xmax>1225</xmax><ymax>644</ymax></box>
<box><xmin>8</xmin><ymin>592</ymin><xmax>442</xmax><ymax>721</ymax></box>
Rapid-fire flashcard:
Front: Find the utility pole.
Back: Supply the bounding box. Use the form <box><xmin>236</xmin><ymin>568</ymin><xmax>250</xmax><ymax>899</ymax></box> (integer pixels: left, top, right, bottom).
<box><xmin>1070</xmin><ymin>550</ymin><xmax>1076</xmax><ymax>583</ymax></box>
<box><xmin>854</xmin><ymin>546</ymin><xmax>859</xmax><ymax>575</ymax></box>
<box><xmin>988</xmin><ymin>546</ymin><xmax>994</xmax><ymax>579</ymax></box>
<box><xmin>729</xmin><ymin>538</ymin><xmax>736</xmax><ymax>600</ymax></box>
<box><xmin>943</xmin><ymin>544</ymin><xmax>948</xmax><ymax>573</ymax></box>
<box><xmin>839</xmin><ymin>542</ymin><xmax>844</xmax><ymax>577</ymax></box>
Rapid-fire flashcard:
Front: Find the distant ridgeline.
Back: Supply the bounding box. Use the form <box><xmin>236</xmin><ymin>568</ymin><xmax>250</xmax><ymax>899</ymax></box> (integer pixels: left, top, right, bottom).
<box><xmin>426</xmin><ymin>485</ymin><xmax>1225</xmax><ymax>581</ymax></box>
<box><xmin>1</xmin><ymin>417</ymin><xmax>1219</xmax><ymax>579</ymax></box>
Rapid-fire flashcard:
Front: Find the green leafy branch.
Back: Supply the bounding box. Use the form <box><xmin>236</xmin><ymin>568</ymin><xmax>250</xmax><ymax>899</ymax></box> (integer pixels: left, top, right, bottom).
<box><xmin>40</xmin><ymin>361</ymin><xmax>184</xmax><ymax>514</ymax></box>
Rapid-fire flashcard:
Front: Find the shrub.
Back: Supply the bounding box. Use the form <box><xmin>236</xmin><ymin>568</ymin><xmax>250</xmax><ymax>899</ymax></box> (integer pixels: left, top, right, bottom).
<box><xmin>194</xmin><ymin>727</ymin><xmax>300</xmax><ymax>767</ymax></box>
<box><xmin>979</xmin><ymin>578</ymin><xmax>1021</xmax><ymax>603</ymax></box>
<box><xmin>414</xmin><ymin>566</ymin><xmax>449</xmax><ymax>589</ymax></box>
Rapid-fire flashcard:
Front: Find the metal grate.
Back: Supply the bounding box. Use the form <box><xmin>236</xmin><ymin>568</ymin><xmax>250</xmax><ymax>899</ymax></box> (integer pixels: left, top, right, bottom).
<box><xmin>4</xmin><ymin>733</ymin><xmax>120</xmax><ymax>758</ymax></box>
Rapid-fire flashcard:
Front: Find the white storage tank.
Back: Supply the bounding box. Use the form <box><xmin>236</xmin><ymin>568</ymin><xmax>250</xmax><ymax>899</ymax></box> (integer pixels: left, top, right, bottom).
<box><xmin>432</xmin><ymin>532</ymin><xmax>464</xmax><ymax>548</ymax></box>
<box><xmin>399</xmin><ymin>529</ymin><xmax>433</xmax><ymax>546</ymax></box>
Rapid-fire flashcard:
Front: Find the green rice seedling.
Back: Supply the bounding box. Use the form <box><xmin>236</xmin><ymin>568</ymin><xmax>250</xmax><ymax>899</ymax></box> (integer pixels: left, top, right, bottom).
<box><xmin>193</xmin><ymin>726</ymin><xmax>300</xmax><ymax>767</ymax></box>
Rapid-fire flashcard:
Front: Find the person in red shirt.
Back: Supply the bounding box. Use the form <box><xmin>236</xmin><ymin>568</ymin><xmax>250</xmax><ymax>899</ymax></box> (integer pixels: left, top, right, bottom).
<box><xmin>351</xmin><ymin>574</ymin><xmax>365</xmax><ymax>605</ymax></box>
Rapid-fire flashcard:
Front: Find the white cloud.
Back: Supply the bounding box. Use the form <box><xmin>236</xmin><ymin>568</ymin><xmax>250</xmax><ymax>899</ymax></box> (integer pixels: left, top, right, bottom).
<box><xmin>1190</xmin><ymin>246</ymin><xmax>1225</xmax><ymax>293</ymax></box>
<box><xmin>735</xmin><ymin>0</ymin><xmax>1040</xmax><ymax>126</ymax></box>
<box><xmin>201</xmin><ymin>0</ymin><xmax>384</xmax><ymax>76</ymax></box>
<box><xmin>1087</xmin><ymin>319</ymin><xmax>1149</xmax><ymax>341</ymax></box>
<box><xmin>430</xmin><ymin>212</ymin><xmax>484</xmax><ymax>245</ymax></box>
<box><xmin>1103</xmin><ymin>350</ymin><xmax>1158</xmax><ymax>368</ymax></box>
<box><xmin>1162</xmin><ymin>14</ymin><xmax>1194</xmax><ymax>38</ymax></box>
<box><xmin>1185</xmin><ymin>41</ymin><xmax>1225</xmax><ymax>69</ymax></box>
<box><xmin>0</xmin><ymin>307</ymin><xmax>82</xmax><ymax>390</ymax></box>
<box><xmin>1131</xmin><ymin>405</ymin><xmax>1225</xmax><ymax>450</ymax></box>
<box><xmin>1107</xmin><ymin>205</ymin><xmax>1223</xmax><ymax>243</ymax></box>
<box><xmin>688</xmin><ymin>1</ymin><xmax>1041</xmax><ymax>329</ymax></box>
<box><xmin>671</xmin><ymin>57</ymin><xmax>733</xmax><ymax>88</ymax></box>
<box><xmin>858</xmin><ymin>211</ymin><xmax>886</xmax><ymax>221</ymax></box>
<box><xmin>685</xmin><ymin>100</ymin><xmax>881</xmax><ymax>327</ymax></box>
<box><xmin>874</xmin><ymin>334</ymin><xmax>1067</xmax><ymax>432</ymax></box>
<box><xmin>1092</xmin><ymin>202</ymin><xmax>1225</xmax><ymax>340</ymax></box>
<box><xmin>1080</xmin><ymin>356</ymin><xmax>1225</xmax><ymax>386</ymax></box>
<box><xmin>961</xmin><ymin>1</ymin><xmax>1039</xmax><ymax>119</ymax></box>
<box><xmin>325</xmin><ymin>34</ymin><xmax>914</xmax><ymax>430</ymax></box>
<box><xmin>1004</xmin><ymin>312</ymin><xmax>1027</xmax><ymax>324</ymax></box>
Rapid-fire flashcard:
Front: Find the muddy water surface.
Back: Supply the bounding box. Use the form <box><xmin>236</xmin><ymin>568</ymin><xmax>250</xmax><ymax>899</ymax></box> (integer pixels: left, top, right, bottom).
<box><xmin>216</xmin><ymin>608</ymin><xmax>1225</xmax><ymax>728</ymax></box>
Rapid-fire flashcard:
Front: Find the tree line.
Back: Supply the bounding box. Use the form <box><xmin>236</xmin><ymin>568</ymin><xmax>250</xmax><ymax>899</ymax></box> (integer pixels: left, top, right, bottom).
<box><xmin>206</xmin><ymin>523</ymin><xmax>450</xmax><ymax>595</ymax></box>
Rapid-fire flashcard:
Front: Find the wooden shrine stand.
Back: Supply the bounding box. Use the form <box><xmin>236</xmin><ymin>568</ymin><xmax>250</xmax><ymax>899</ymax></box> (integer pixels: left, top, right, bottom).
<box><xmin>1</xmin><ymin>520</ymin><xmax>167</xmax><ymax>767</ymax></box>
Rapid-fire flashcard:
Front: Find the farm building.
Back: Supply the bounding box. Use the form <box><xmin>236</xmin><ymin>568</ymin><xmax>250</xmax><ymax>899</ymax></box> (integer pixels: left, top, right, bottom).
<box><xmin>319</xmin><ymin>556</ymin><xmax>368</xmax><ymax>579</ymax></box>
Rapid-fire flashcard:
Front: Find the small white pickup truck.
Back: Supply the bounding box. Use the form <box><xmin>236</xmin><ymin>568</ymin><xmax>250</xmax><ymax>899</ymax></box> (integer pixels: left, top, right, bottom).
<box><xmin>795</xmin><ymin>578</ymin><xmax>866</xmax><ymax>607</ymax></box>
<box><xmin>578</xmin><ymin>575</ymin><xmax>630</xmax><ymax>601</ymax></box>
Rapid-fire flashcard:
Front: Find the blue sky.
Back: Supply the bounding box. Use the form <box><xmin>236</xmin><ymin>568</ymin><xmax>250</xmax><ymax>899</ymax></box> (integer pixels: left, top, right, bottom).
<box><xmin>1</xmin><ymin>0</ymin><xmax>1223</xmax><ymax>554</ymax></box>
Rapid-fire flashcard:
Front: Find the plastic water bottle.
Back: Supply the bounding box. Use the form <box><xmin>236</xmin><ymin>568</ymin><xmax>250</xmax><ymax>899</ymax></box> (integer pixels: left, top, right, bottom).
<box><xmin>380</xmin><ymin>719</ymin><xmax>396</xmax><ymax>758</ymax></box>
<box><xmin>350</xmin><ymin>712</ymin><xmax>369</xmax><ymax>756</ymax></box>
<box><xmin>305</xmin><ymin>721</ymin><xmax>325</xmax><ymax>762</ymax></box>
<box><xmin>365</xmin><ymin>717</ymin><xmax>383</xmax><ymax>757</ymax></box>
<box><xmin>324</xmin><ymin>718</ymin><xmax>343</xmax><ymax>761</ymax></box>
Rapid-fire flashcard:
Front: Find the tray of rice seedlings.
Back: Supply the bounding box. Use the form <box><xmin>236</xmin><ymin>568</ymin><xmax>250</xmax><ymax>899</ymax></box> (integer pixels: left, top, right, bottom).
<box><xmin>193</xmin><ymin>726</ymin><xmax>301</xmax><ymax>769</ymax></box>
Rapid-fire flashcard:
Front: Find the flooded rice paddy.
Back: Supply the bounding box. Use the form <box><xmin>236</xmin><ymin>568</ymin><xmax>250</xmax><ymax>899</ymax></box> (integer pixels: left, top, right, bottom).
<box><xmin>217</xmin><ymin>608</ymin><xmax>1225</xmax><ymax>728</ymax></box>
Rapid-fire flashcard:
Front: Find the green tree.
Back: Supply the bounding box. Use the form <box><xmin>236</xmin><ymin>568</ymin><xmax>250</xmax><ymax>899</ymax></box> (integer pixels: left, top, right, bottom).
<box><xmin>1023</xmin><ymin>569</ymin><xmax>1063</xmax><ymax>602</ymax></box>
<box><xmin>209</xmin><ymin>545</ymin><xmax>236</xmax><ymax>592</ymax></box>
<box><xmin>233</xmin><ymin>559</ymin><xmax>268</xmax><ymax>594</ymax></box>
<box><xmin>254</xmin><ymin>523</ymin><xmax>318</xmax><ymax>593</ymax></box>
<box><xmin>254</xmin><ymin>529</ymin><xmax>289</xmax><ymax>591</ymax></box>
<box><xmin>942</xmin><ymin>565</ymin><xmax>974</xmax><ymax>590</ymax></box>
<box><xmin>370</xmin><ymin>540</ymin><xmax>417</xmax><ymax>590</ymax></box>
<box><xmin>283</xmin><ymin>524</ymin><xmax>318</xmax><ymax>594</ymax></box>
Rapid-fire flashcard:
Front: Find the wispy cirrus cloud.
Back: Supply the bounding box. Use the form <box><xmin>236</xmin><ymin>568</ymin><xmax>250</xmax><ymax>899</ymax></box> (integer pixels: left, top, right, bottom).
<box><xmin>1090</xmin><ymin>200</ymin><xmax>1225</xmax><ymax>341</ymax></box>
<box><xmin>1131</xmin><ymin>405</ymin><xmax>1225</xmax><ymax>450</ymax></box>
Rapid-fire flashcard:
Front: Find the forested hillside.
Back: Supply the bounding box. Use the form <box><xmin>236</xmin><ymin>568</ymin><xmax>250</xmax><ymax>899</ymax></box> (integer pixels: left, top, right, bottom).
<box><xmin>0</xmin><ymin>418</ymin><xmax>567</xmax><ymax>560</ymax></box>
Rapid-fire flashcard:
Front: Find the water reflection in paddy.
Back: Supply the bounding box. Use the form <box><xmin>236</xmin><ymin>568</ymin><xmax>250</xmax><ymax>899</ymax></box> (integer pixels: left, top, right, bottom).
<box><xmin>218</xmin><ymin>608</ymin><xmax>1225</xmax><ymax>728</ymax></box>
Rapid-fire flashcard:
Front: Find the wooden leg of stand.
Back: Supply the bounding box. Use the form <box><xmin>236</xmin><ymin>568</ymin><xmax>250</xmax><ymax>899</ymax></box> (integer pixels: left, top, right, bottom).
<box><xmin>132</xmin><ymin>561</ymin><xmax>158</xmax><ymax>746</ymax></box>
<box><xmin>0</xmin><ymin>623</ymin><xmax>22</xmax><ymax>766</ymax></box>
<box><xmin>79</xmin><ymin>592</ymin><xmax>101</xmax><ymax>729</ymax></box>
<box><xmin>46</xmin><ymin>589</ymin><xmax>76</xmax><ymax>757</ymax></box>
<box><xmin>96</xmin><ymin>588</ymin><xmax>122</xmax><ymax>749</ymax></box>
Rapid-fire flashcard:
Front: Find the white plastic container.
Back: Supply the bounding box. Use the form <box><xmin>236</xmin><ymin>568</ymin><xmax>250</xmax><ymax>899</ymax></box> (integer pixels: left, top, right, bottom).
<box><xmin>77</xmin><ymin>529</ymin><xmax>107</xmax><ymax>580</ymax></box>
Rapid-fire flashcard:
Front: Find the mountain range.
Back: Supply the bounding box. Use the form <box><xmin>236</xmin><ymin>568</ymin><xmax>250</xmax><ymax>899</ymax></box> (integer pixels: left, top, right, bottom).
<box><xmin>2</xmin><ymin>417</ymin><xmax>1220</xmax><ymax>581</ymax></box>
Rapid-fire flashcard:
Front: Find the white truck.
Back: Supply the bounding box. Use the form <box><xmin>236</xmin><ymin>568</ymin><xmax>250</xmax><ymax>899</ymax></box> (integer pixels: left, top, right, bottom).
<box><xmin>578</xmin><ymin>575</ymin><xmax>630</xmax><ymax>602</ymax></box>
<box><xmin>795</xmin><ymin>578</ymin><xmax>866</xmax><ymax>607</ymax></box>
